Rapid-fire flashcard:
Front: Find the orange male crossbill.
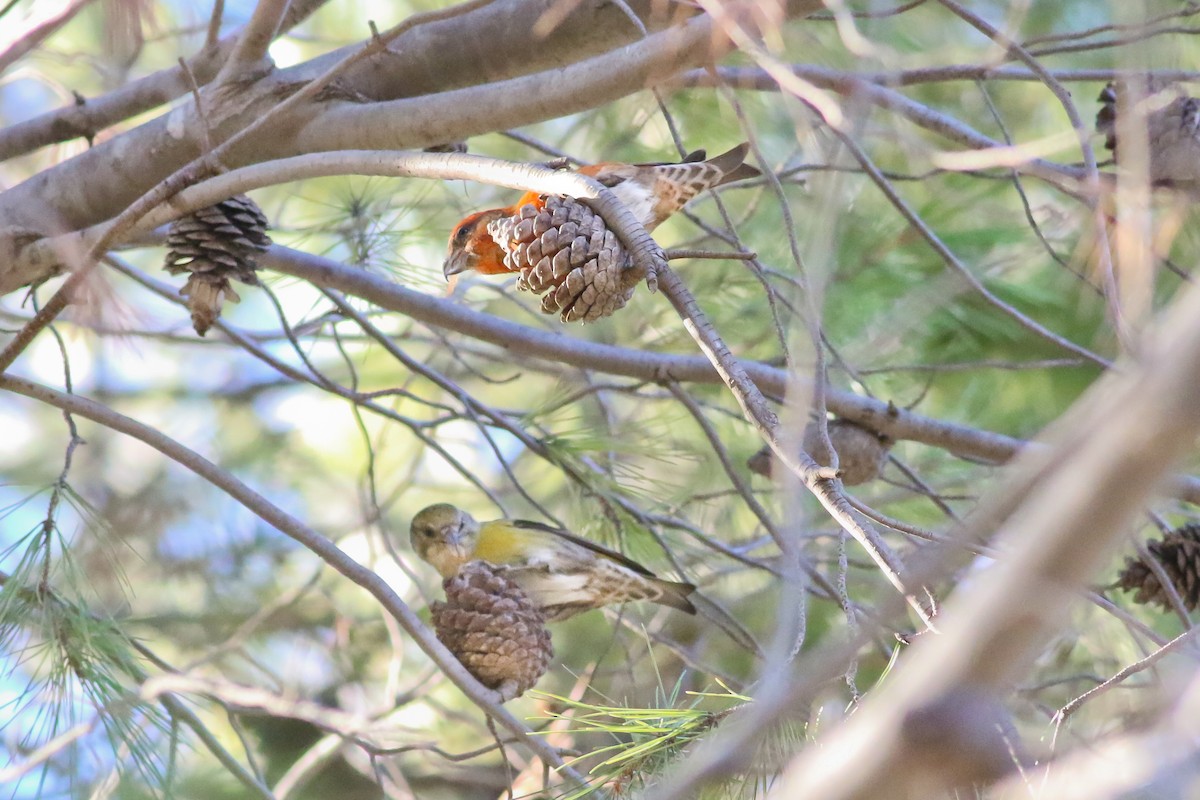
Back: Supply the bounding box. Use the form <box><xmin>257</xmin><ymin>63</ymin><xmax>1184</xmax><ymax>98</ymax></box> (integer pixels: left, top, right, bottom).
<box><xmin>443</xmin><ymin>144</ymin><xmax>759</xmax><ymax>280</ymax></box>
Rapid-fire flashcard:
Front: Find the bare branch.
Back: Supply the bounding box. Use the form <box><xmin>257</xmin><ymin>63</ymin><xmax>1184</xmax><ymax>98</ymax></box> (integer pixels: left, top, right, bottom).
<box><xmin>654</xmin><ymin>263</ymin><xmax>938</xmax><ymax>629</ymax></box>
<box><xmin>0</xmin><ymin>373</ymin><xmax>590</xmax><ymax>791</ymax></box>
<box><xmin>771</xmin><ymin>260</ymin><xmax>1200</xmax><ymax>799</ymax></box>
<box><xmin>0</xmin><ymin>0</ymin><xmax>97</xmax><ymax>76</ymax></box>
<box><xmin>0</xmin><ymin>0</ymin><xmax>328</xmax><ymax>162</ymax></box>
<box><xmin>1054</xmin><ymin>626</ymin><xmax>1200</xmax><ymax>723</ymax></box>
<box><xmin>287</xmin><ymin>13</ymin><xmax>723</xmax><ymax>153</ymax></box>
<box><xmin>252</xmin><ymin>242</ymin><xmax>1200</xmax><ymax>506</ymax></box>
<box><xmin>214</xmin><ymin>0</ymin><xmax>293</xmax><ymax>81</ymax></box>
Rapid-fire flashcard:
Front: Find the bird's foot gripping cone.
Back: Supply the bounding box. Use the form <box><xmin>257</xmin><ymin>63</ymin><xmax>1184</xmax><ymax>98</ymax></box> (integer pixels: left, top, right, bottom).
<box><xmin>431</xmin><ymin>561</ymin><xmax>553</xmax><ymax>701</ymax></box>
<box><xmin>486</xmin><ymin>195</ymin><xmax>637</xmax><ymax>323</ymax></box>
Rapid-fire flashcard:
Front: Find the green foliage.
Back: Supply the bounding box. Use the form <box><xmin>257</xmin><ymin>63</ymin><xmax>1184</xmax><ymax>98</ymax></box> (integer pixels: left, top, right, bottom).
<box><xmin>0</xmin><ymin>500</ymin><xmax>168</xmax><ymax>795</ymax></box>
<box><xmin>534</xmin><ymin>680</ymin><xmax>750</xmax><ymax>799</ymax></box>
<box><xmin>6</xmin><ymin>0</ymin><xmax>1200</xmax><ymax>797</ymax></box>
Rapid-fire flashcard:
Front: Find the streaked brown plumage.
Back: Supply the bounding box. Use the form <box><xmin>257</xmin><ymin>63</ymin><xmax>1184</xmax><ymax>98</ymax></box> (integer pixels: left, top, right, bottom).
<box><xmin>410</xmin><ymin>503</ymin><xmax>696</xmax><ymax>622</ymax></box>
<box><xmin>443</xmin><ymin>144</ymin><xmax>760</xmax><ymax>280</ymax></box>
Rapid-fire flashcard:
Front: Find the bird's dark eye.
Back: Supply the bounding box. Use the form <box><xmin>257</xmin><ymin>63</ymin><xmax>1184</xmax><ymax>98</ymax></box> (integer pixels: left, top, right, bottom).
<box><xmin>421</xmin><ymin>526</ymin><xmax>436</xmax><ymax>538</ymax></box>
<box><xmin>452</xmin><ymin>223</ymin><xmax>473</xmax><ymax>247</ymax></box>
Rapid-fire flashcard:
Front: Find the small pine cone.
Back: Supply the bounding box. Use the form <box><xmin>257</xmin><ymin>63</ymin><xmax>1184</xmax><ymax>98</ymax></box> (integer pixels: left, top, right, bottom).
<box><xmin>431</xmin><ymin>561</ymin><xmax>553</xmax><ymax>701</ymax></box>
<box><xmin>164</xmin><ymin>195</ymin><xmax>271</xmax><ymax>335</ymax></box>
<box><xmin>745</xmin><ymin>447</ymin><xmax>771</xmax><ymax>479</ymax></box>
<box><xmin>747</xmin><ymin>419</ymin><xmax>892</xmax><ymax>486</ymax></box>
<box><xmin>807</xmin><ymin>419</ymin><xmax>892</xmax><ymax>485</ymax></box>
<box><xmin>1117</xmin><ymin>524</ymin><xmax>1200</xmax><ymax>611</ymax></box>
<box><xmin>486</xmin><ymin>196</ymin><xmax>636</xmax><ymax>323</ymax></box>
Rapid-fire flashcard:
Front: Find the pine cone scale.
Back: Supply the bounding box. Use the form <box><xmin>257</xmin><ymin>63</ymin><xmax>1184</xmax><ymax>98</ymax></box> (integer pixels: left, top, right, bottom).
<box><xmin>163</xmin><ymin>194</ymin><xmax>271</xmax><ymax>336</ymax></box>
<box><xmin>1117</xmin><ymin>524</ymin><xmax>1200</xmax><ymax>611</ymax></box>
<box><xmin>431</xmin><ymin>561</ymin><xmax>553</xmax><ymax>701</ymax></box>
<box><xmin>487</xmin><ymin>196</ymin><xmax>637</xmax><ymax>322</ymax></box>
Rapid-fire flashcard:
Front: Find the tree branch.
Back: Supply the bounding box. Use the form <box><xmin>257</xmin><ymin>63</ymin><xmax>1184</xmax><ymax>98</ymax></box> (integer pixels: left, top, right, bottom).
<box><xmin>214</xmin><ymin>0</ymin><xmax>293</xmax><ymax>82</ymax></box>
<box><xmin>0</xmin><ymin>6</ymin><xmax>502</xmax><ymax>372</ymax></box>
<box><xmin>653</xmin><ymin>263</ymin><xmax>938</xmax><ymax>629</ymax></box>
<box><xmin>11</xmin><ymin>150</ymin><xmax>667</xmax><ymax>300</ymax></box>
<box><xmin>288</xmin><ymin>12</ymin><xmax>722</xmax><ymax>154</ymax></box>
<box><xmin>0</xmin><ymin>0</ymin><xmax>97</xmax><ymax>76</ymax></box>
<box><xmin>259</xmin><ymin>244</ymin><xmax>1200</xmax><ymax>504</ymax></box>
<box><xmin>770</xmin><ymin>257</ymin><xmax>1200</xmax><ymax>799</ymax></box>
<box><xmin>677</xmin><ymin>65</ymin><xmax>1086</xmax><ymax>189</ymax></box>
<box><xmin>0</xmin><ymin>0</ymin><xmax>329</xmax><ymax>163</ymax></box>
<box><xmin>0</xmin><ymin>373</ymin><xmax>590</xmax><ymax>792</ymax></box>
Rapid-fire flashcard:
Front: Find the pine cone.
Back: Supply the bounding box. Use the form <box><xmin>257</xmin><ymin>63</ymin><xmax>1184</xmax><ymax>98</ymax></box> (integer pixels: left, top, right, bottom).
<box><xmin>1095</xmin><ymin>80</ymin><xmax>1200</xmax><ymax>189</ymax></box>
<box><xmin>747</xmin><ymin>419</ymin><xmax>892</xmax><ymax>486</ymax></box>
<box><xmin>1117</xmin><ymin>524</ymin><xmax>1200</xmax><ymax>611</ymax></box>
<box><xmin>164</xmin><ymin>195</ymin><xmax>271</xmax><ymax>335</ymax></box>
<box><xmin>431</xmin><ymin>561</ymin><xmax>553</xmax><ymax>701</ymax></box>
<box><xmin>486</xmin><ymin>196</ymin><xmax>637</xmax><ymax>322</ymax></box>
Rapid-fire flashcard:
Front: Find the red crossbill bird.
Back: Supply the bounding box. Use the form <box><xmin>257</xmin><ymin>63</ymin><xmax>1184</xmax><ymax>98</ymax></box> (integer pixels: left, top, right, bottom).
<box><xmin>443</xmin><ymin>144</ymin><xmax>760</xmax><ymax>280</ymax></box>
<box><xmin>410</xmin><ymin>503</ymin><xmax>696</xmax><ymax>622</ymax></box>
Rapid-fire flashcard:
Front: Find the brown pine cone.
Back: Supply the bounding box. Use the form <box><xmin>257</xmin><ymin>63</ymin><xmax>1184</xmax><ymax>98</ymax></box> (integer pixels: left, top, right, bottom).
<box><xmin>164</xmin><ymin>195</ymin><xmax>272</xmax><ymax>335</ymax></box>
<box><xmin>431</xmin><ymin>561</ymin><xmax>553</xmax><ymax>701</ymax></box>
<box><xmin>1116</xmin><ymin>524</ymin><xmax>1200</xmax><ymax>611</ymax></box>
<box><xmin>486</xmin><ymin>196</ymin><xmax>637</xmax><ymax>323</ymax></box>
<box><xmin>806</xmin><ymin>419</ymin><xmax>892</xmax><ymax>485</ymax></box>
<box><xmin>1096</xmin><ymin>80</ymin><xmax>1200</xmax><ymax>189</ymax></box>
<box><xmin>747</xmin><ymin>419</ymin><xmax>892</xmax><ymax>486</ymax></box>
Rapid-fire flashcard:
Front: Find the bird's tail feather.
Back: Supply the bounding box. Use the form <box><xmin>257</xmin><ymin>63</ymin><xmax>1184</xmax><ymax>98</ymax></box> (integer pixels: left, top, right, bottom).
<box><xmin>707</xmin><ymin>143</ymin><xmax>761</xmax><ymax>185</ymax></box>
<box><xmin>653</xmin><ymin>579</ymin><xmax>698</xmax><ymax>614</ymax></box>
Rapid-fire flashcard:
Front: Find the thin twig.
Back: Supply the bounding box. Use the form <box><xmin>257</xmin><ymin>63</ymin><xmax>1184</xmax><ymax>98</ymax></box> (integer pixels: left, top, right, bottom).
<box><xmin>0</xmin><ymin>374</ymin><xmax>591</xmax><ymax>791</ymax></box>
<box><xmin>0</xmin><ymin>0</ymin><xmax>498</xmax><ymax>374</ymax></box>
<box><xmin>1055</xmin><ymin>626</ymin><xmax>1200</xmax><ymax>724</ymax></box>
<box><xmin>654</xmin><ymin>263</ymin><xmax>938</xmax><ymax>629</ymax></box>
<box><xmin>665</xmin><ymin>248</ymin><xmax>758</xmax><ymax>260</ymax></box>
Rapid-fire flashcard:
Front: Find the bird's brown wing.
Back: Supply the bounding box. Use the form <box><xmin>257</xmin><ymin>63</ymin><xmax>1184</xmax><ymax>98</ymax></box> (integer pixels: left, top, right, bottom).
<box><xmin>630</xmin><ymin>149</ymin><xmax>708</xmax><ymax>167</ymax></box>
<box><xmin>587</xmin><ymin>149</ymin><xmax>710</xmax><ymax>188</ymax></box>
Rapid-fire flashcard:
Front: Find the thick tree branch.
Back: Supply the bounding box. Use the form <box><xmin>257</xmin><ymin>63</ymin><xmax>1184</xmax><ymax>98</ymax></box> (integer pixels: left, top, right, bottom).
<box><xmin>215</xmin><ymin>0</ymin><xmax>293</xmax><ymax>82</ymax></box>
<box><xmin>251</xmin><ymin>247</ymin><xmax>1073</xmax><ymax>472</ymax></box>
<box><xmin>0</xmin><ymin>374</ymin><xmax>590</xmax><ymax>792</ymax></box>
<box><xmin>0</xmin><ymin>6</ymin><xmax>506</xmax><ymax>373</ymax></box>
<box><xmin>0</xmin><ymin>4</ymin><xmax>707</xmax><ymax>292</ymax></box>
<box><xmin>289</xmin><ymin>12</ymin><xmax>722</xmax><ymax>154</ymax></box>
<box><xmin>770</xmin><ymin>262</ymin><xmax>1200</xmax><ymax>799</ymax></box>
<box><xmin>0</xmin><ymin>0</ymin><xmax>831</xmax><ymax>295</ymax></box>
<box><xmin>257</xmin><ymin>245</ymin><xmax>1200</xmax><ymax>505</ymax></box>
<box><xmin>304</xmin><ymin>0</ymin><xmax>681</xmax><ymax>102</ymax></box>
<box><xmin>0</xmin><ymin>0</ymin><xmax>329</xmax><ymax>163</ymax></box>
<box><xmin>0</xmin><ymin>0</ymin><xmax>683</xmax><ymax>227</ymax></box>
<box><xmin>11</xmin><ymin>151</ymin><xmax>667</xmax><ymax>296</ymax></box>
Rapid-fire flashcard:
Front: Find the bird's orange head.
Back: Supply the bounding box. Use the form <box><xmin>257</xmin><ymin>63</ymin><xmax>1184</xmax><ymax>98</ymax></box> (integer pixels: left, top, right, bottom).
<box><xmin>443</xmin><ymin>209</ymin><xmax>512</xmax><ymax>280</ymax></box>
